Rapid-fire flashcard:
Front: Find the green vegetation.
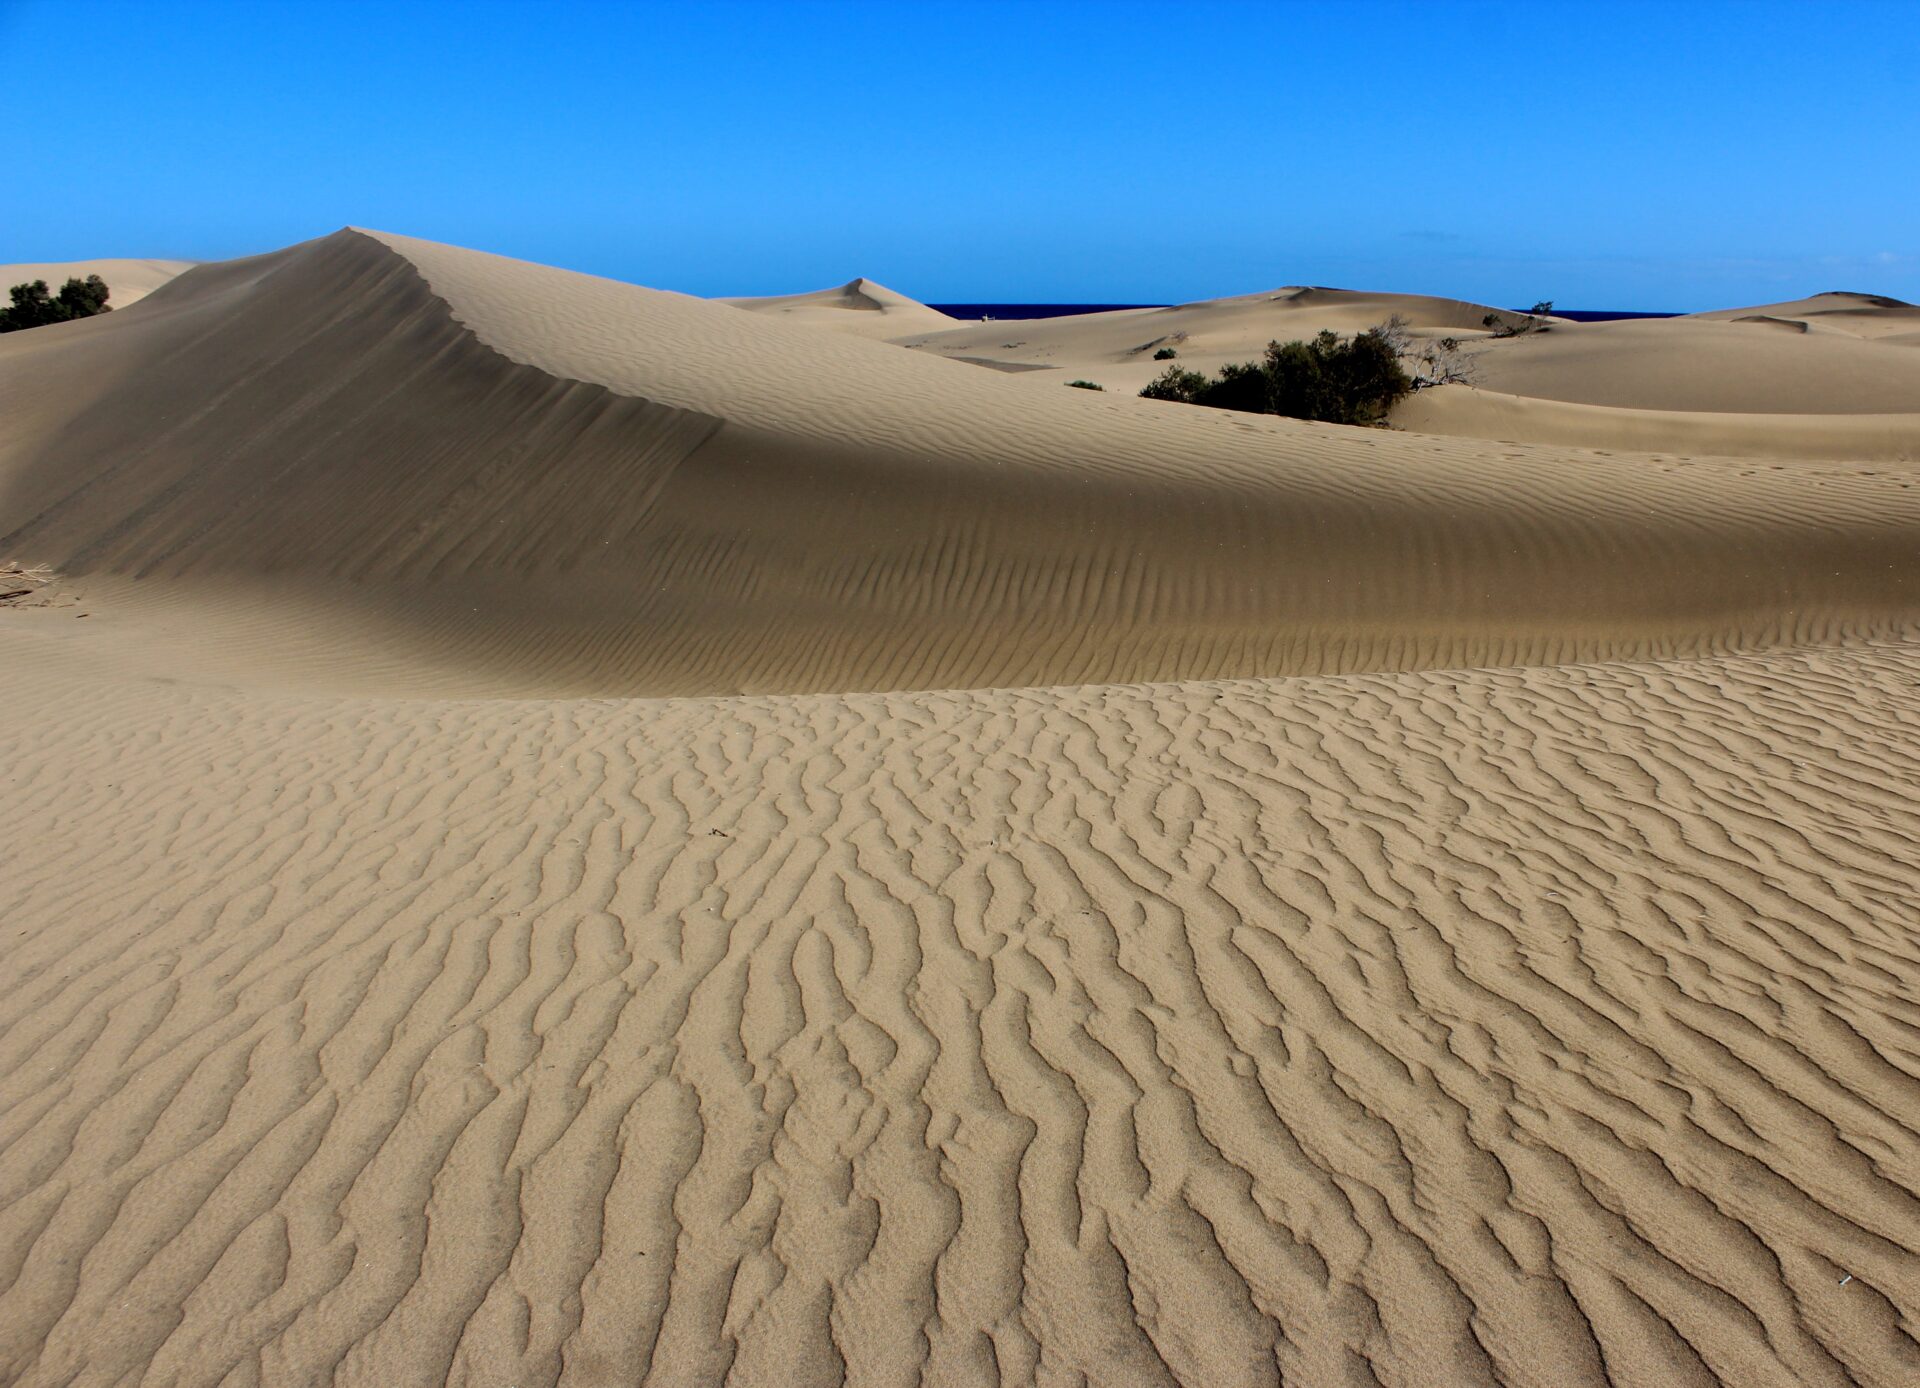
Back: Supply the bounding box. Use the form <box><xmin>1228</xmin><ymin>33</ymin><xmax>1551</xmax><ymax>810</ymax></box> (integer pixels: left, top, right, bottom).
<box><xmin>1066</xmin><ymin>379</ymin><xmax>1105</xmax><ymax>390</ymax></box>
<box><xmin>1152</xmin><ymin>346</ymin><xmax>1178</xmax><ymax>360</ymax></box>
<box><xmin>1139</xmin><ymin>325</ymin><xmax>1411</xmax><ymax>426</ymax></box>
<box><xmin>0</xmin><ymin>276</ymin><xmax>113</xmax><ymax>332</ymax></box>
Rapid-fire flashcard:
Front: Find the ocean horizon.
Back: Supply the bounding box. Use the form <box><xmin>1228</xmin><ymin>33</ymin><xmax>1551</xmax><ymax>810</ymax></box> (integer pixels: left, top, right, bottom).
<box><xmin>929</xmin><ymin>303</ymin><xmax>1685</xmax><ymax>322</ymax></box>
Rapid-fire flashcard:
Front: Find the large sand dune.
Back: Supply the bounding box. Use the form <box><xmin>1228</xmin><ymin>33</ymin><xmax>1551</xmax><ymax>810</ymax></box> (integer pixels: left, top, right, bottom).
<box><xmin>2</xmin><ymin>230</ymin><xmax>1918</xmax><ymax>1386</ymax></box>
<box><xmin>4</xmin><ymin>229</ymin><xmax>1919</xmax><ymax>695</ymax></box>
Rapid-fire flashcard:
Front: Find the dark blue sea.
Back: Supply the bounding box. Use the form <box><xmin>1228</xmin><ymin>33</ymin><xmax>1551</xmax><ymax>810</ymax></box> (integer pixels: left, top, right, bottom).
<box><xmin>931</xmin><ymin>304</ymin><xmax>1681</xmax><ymax>322</ymax></box>
<box><xmin>929</xmin><ymin>304</ymin><xmax>1160</xmax><ymax>319</ymax></box>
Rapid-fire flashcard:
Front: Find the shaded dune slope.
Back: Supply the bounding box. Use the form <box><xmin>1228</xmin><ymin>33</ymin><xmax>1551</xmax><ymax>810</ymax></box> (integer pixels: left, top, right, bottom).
<box><xmin>4</xmin><ymin>228</ymin><xmax>1920</xmax><ymax>698</ymax></box>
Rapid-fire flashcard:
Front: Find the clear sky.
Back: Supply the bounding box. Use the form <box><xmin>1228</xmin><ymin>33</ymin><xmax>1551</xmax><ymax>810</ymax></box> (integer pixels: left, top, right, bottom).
<box><xmin>4</xmin><ymin>0</ymin><xmax>1916</xmax><ymax>309</ymax></box>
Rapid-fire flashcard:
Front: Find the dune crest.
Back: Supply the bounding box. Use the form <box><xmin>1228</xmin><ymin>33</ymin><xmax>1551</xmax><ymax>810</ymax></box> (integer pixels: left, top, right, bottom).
<box><xmin>3</xmin><ymin>228</ymin><xmax>1919</xmax><ymax>696</ymax></box>
<box><xmin>720</xmin><ymin>275</ymin><xmax>958</xmax><ymax>338</ymax></box>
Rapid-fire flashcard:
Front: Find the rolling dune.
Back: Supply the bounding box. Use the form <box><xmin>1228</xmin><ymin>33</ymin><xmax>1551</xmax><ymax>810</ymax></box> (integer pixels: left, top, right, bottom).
<box><xmin>4</xmin><ymin>229</ymin><xmax>1920</xmax><ymax>695</ymax></box>
<box><xmin>721</xmin><ymin>277</ymin><xmax>959</xmax><ymax>339</ymax></box>
<box><xmin>2</xmin><ymin>230</ymin><xmax>1919</xmax><ymax>1387</ymax></box>
<box><xmin>873</xmin><ymin>283</ymin><xmax>1920</xmax><ymax>461</ymax></box>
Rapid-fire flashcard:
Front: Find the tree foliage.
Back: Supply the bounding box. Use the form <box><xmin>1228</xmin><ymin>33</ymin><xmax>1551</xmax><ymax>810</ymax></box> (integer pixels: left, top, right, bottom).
<box><xmin>1139</xmin><ymin>325</ymin><xmax>1411</xmax><ymax>426</ymax></box>
<box><xmin>0</xmin><ymin>276</ymin><xmax>113</xmax><ymax>332</ymax></box>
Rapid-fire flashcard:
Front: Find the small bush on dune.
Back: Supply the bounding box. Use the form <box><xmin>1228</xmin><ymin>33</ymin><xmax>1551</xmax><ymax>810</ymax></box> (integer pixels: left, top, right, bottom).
<box><xmin>1483</xmin><ymin>300</ymin><xmax>1553</xmax><ymax>338</ymax></box>
<box><xmin>1139</xmin><ymin>366</ymin><xmax>1210</xmax><ymax>401</ymax></box>
<box><xmin>1139</xmin><ymin>324</ymin><xmax>1410</xmax><ymax>426</ymax></box>
<box><xmin>0</xmin><ymin>276</ymin><xmax>113</xmax><ymax>332</ymax></box>
<box><xmin>1066</xmin><ymin>379</ymin><xmax>1105</xmax><ymax>391</ymax></box>
<box><xmin>1152</xmin><ymin>346</ymin><xmax>1178</xmax><ymax>360</ymax></box>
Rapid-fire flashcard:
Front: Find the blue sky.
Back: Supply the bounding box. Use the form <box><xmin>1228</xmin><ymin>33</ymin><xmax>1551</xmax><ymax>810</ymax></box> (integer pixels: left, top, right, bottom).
<box><xmin>3</xmin><ymin>0</ymin><xmax>1916</xmax><ymax>308</ymax></box>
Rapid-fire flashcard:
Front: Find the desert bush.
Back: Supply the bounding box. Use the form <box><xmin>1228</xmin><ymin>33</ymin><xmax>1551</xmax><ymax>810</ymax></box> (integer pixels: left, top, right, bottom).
<box><xmin>1482</xmin><ymin>300</ymin><xmax>1553</xmax><ymax>338</ymax></box>
<box><xmin>1066</xmin><ymin>379</ymin><xmax>1105</xmax><ymax>391</ymax></box>
<box><xmin>1152</xmin><ymin>346</ymin><xmax>1178</xmax><ymax>360</ymax></box>
<box><xmin>0</xmin><ymin>276</ymin><xmax>113</xmax><ymax>332</ymax></box>
<box><xmin>1139</xmin><ymin>366</ymin><xmax>1211</xmax><ymax>402</ymax></box>
<box><xmin>1139</xmin><ymin>325</ymin><xmax>1410</xmax><ymax>425</ymax></box>
<box><xmin>1411</xmin><ymin>335</ymin><xmax>1478</xmax><ymax>387</ymax></box>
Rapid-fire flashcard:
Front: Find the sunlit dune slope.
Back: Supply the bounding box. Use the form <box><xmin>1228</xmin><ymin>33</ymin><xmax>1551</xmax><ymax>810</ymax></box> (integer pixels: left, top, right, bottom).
<box><xmin>3</xmin><ymin>228</ymin><xmax>1920</xmax><ymax>696</ymax></box>
<box><xmin>4</xmin><ymin>630</ymin><xmax>1920</xmax><ymax>1387</ymax></box>
<box><xmin>1688</xmin><ymin>289</ymin><xmax>1920</xmax><ymax>339</ymax></box>
<box><xmin>1460</xmin><ymin>316</ymin><xmax>1920</xmax><ymax>413</ymax></box>
<box><xmin>720</xmin><ymin>276</ymin><xmax>959</xmax><ymax>338</ymax></box>
<box><xmin>3</xmin><ymin>230</ymin><xmax>1920</xmax><ymax>1388</ymax></box>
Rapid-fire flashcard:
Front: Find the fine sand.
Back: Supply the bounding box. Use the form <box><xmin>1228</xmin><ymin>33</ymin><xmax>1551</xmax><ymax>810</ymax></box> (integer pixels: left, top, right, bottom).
<box><xmin>0</xmin><ymin>256</ymin><xmax>196</xmax><ymax>307</ymax></box>
<box><xmin>884</xmin><ymin>286</ymin><xmax>1920</xmax><ymax>462</ymax></box>
<box><xmin>721</xmin><ymin>277</ymin><xmax>961</xmax><ymax>340</ymax></box>
<box><xmin>2</xmin><ymin>231</ymin><xmax>1918</xmax><ymax>1387</ymax></box>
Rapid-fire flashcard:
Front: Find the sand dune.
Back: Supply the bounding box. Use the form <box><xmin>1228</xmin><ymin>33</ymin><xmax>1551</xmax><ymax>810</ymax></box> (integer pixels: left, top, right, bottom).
<box><xmin>1688</xmin><ymin>290</ymin><xmax>1920</xmax><ymax>339</ymax></box>
<box><xmin>877</xmin><ymin>282</ymin><xmax>1920</xmax><ymax>460</ymax></box>
<box><xmin>721</xmin><ymin>277</ymin><xmax>959</xmax><ymax>339</ymax></box>
<box><xmin>1457</xmin><ymin>316</ymin><xmax>1920</xmax><ymax>414</ymax></box>
<box><xmin>1396</xmin><ymin>386</ymin><xmax>1920</xmax><ymax>462</ymax></box>
<box><xmin>0</xmin><ymin>256</ymin><xmax>196</xmax><ymax>307</ymax></box>
<box><xmin>5</xmin><ymin>229</ymin><xmax>1919</xmax><ymax>696</ymax></box>
<box><xmin>894</xmin><ymin>285</ymin><xmax>1524</xmax><ymax>396</ymax></box>
<box><xmin>2</xmin><ymin>230</ymin><xmax>1919</xmax><ymax>1386</ymax></box>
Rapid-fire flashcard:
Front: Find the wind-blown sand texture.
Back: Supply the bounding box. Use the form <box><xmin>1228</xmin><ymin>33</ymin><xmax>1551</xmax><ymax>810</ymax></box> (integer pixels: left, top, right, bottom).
<box><xmin>2</xmin><ymin>230</ymin><xmax>1919</xmax><ymax>1387</ymax></box>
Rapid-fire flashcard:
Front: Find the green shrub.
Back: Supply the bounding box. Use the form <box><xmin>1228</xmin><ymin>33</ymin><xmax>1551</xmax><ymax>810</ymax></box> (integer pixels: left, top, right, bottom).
<box><xmin>0</xmin><ymin>276</ymin><xmax>113</xmax><ymax>332</ymax></box>
<box><xmin>1066</xmin><ymin>379</ymin><xmax>1105</xmax><ymax>391</ymax></box>
<box><xmin>1152</xmin><ymin>346</ymin><xmax>1178</xmax><ymax>360</ymax></box>
<box><xmin>1139</xmin><ymin>366</ymin><xmax>1210</xmax><ymax>401</ymax></box>
<box><xmin>1139</xmin><ymin>325</ymin><xmax>1410</xmax><ymax>426</ymax></box>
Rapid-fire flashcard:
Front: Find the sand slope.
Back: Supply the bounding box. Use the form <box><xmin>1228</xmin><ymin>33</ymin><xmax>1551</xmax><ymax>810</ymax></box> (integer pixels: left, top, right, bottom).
<box><xmin>0</xmin><ymin>256</ymin><xmax>195</xmax><ymax>307</ymax></box>
<box><xmin>1688</xmin><ymin>290</ymin><xmax>1920</xmax><ymax>340</ymax></box>
<box><xmin>895</xmin><ymin>285</ymin><xmax>1525</xmax><ymax>396</ymax></box>
<box><xmin>4</xmin><ymin>229</ymin><xmax>1920</xmax><ymax>696</ymax></box>
<box><xmin>1457</xmin><ymin>317</ymin><xmax>1920</xmax><ymax>414</ymax></box>
<box><xmin>875</xmin><ymin>284</ymin><xmax>1920</xmax><ymax>460</ymax></box>
<box><xmin>2</xmin><ymin>230</ymin><xmax>1919</xmax><ymax>1387</ymax></box>
<box><xmin>2</xmin><ymin>634</ymin><xmax>1918</xmax><ymax>1387</ymax></box>
<box><xmin>720</xmin><ymin>277</ymin><xmax>959</xmax><ymax>339</ymax></box>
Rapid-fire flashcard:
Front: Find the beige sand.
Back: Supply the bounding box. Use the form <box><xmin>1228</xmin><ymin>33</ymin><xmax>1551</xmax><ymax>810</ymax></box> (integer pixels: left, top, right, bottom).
<box><xmin>0</xmin><ymin>256</ymin><xmax>196</xmax><ymax>307</ymax></box>
<box><xmin>721</xmin><ymin>277</ymin><xmax>960</xmax><ymax>339</ymax></box>
<box><xmin>2</xmin><ymin>231</ymin><xmax>1918</xmax><ymax>1387</ymax></box>
<box><xmin>869</xmin><ymin>285</ymin><xmax>1920</xmax><ymax>462</ymax></box>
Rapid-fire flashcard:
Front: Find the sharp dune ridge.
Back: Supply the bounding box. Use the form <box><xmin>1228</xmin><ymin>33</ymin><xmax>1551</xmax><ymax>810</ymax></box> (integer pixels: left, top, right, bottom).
<box><xmin>1</xmin><ymin>228</ymin><xmax>1919</xmax><ymax>1387</ymax></box>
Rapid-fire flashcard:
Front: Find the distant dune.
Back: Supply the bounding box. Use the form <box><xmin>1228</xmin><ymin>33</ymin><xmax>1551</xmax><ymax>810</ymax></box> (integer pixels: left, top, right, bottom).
<box><xmin>858</xmin><ymin>282</ymin><xmax>1920</xmax><ymax>461</ymax></box>
<box><xmin>0</xmin><ymin>256</ymin><xmax>196</xmax><ymax>306</ymax></box>
<box><xmin>5</xmin><ymin>229</ymin><xmax>1918</xmax><ymax>696</ymax></box>
<box><xmin>721</xmin><ymin>276</ymin><xmax>960</xmax><ymax>338</ymax></box>
<box><xmin>3</xmin><ymin>231</ymin><xmax>1918</xmax><ymax>1387</ymax></box>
